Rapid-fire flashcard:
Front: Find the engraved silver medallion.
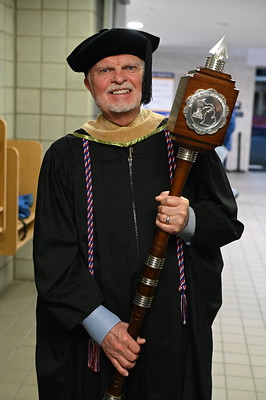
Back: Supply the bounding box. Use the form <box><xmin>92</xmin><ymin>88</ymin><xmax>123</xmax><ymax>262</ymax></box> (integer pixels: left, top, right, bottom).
<box><xmin>183</xmin><ymin>88</ymin><xmax>229</xmax><ymax>135</ymax></box>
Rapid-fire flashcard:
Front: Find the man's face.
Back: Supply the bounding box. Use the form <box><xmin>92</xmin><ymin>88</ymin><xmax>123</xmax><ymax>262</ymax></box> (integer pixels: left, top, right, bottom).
<box><xmin>85</xmin><ymin>54</ymin><xmax>144</xmax><ymax>118</ymax></box>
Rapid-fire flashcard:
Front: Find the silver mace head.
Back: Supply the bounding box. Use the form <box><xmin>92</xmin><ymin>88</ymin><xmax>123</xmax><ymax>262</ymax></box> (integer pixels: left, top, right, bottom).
<box><xmin>205</xmin><ymin>36</ymin><xmax>228</xmax><ymax>72</ymax></box>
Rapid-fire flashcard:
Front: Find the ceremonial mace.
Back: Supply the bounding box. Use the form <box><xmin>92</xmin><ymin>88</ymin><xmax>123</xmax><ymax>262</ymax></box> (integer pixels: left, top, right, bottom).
<box><xmin>103</xmin><ymin>37</ymin><xmax>239</xmax><ymax>400</ymax></box>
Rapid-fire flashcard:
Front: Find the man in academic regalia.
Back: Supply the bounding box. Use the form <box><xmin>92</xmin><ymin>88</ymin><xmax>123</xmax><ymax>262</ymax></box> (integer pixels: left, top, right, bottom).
<box><xmin>33</xmin><ymin>28</ymin><xmax>244</xmax><ymax>400</ymax></box>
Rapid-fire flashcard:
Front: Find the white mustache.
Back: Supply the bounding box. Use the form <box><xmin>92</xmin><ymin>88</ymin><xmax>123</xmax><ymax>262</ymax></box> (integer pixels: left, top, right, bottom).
<box><xmin>107</xmin><ymin>83</ymin><xmax>134</xmax><ymax>93</ymax></box>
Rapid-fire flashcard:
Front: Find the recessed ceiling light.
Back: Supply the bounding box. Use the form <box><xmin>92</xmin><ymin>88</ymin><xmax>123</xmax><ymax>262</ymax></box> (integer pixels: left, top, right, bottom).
<box><xmin>127</xmin><ymin>21</ymin><xmax>144</xmax><ymax>29</ymax></box>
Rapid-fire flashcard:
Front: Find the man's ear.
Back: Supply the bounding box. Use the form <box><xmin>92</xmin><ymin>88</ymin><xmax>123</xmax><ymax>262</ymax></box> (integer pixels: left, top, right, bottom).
<box><xmin>84</xmin><ymin>77</ymin><xmax>91</xmax><ymax>92</ymax></box>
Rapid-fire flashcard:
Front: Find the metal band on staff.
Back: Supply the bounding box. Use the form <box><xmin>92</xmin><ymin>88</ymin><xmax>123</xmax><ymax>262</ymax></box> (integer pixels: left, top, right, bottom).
<box><xmin>102</xmin><ymin>393</ymin><xmax>123</xmax><ymax>400</ymax></box>
<box><xmin>177</xmin><ymin>147</ymin><xmax>198</xmax><ymax>162</ymax></box>
<box><xmin>145</xmin><ymin>254</ymin><xmax>165</xmax><ymax>269</ymax></box>
<box><xmin>140</xmin><ymin>275</ymin><xmax>159</xmax><ymax>287</ymax></box>
<box><xmin>133</xmin><ymin>293</ymin><xmax>154</xmax><ymax>308</ymax></box>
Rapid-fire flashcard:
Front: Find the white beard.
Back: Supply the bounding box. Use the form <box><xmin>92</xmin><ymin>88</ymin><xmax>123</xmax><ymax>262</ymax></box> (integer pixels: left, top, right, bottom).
<box><xmin>93</xmin><ymin>82</ymin><xmax>142</xmax><ymax>114</ymax></box>
<box><xmin>94</xmin><ymin>94</ymin><xmax>141</xmax><ymax>114</ymax></box>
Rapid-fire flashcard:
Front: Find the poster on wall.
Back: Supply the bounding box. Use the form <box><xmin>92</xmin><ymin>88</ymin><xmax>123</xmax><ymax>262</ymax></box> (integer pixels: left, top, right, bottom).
<box><xmin>144</xmin><ymin>72</ymin><xmax>175</xmax><ymax>116</ymax></box>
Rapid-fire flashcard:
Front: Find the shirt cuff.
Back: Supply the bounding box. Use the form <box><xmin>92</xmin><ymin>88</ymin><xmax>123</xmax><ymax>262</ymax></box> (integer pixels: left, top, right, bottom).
<box><xmin>178</xmin><ymin>206</ymin><xmax>196</xmax><ymax>244</ymax></box>
<box><xmin>82</xmin><ymin>305</ymin><xmax>121</xmax><ymax>345</ymax></box>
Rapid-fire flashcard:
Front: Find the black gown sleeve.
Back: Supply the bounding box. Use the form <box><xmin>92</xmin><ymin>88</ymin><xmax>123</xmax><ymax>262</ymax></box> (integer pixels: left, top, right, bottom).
<box><xmin>185</xmin><ymin>149</ymin><xmax>244</xmax><ymax>249</ymax></box>
<box><xmin>33</xmin><ymin>137</ymin><xmax>104</xmax><ymax>331</ymax></box>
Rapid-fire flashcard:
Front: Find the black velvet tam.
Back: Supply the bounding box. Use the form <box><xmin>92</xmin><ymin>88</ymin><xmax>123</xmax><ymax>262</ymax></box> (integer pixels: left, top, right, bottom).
<box><xmin>67</xmin><ymin>28</ymin><xmax>160</xmax><ymax>73</ymax></box>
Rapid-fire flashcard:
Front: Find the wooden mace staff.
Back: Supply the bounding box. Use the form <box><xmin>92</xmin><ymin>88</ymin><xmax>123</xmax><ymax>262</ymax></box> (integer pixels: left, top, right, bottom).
<box><xmin>103</xmin><ymin>37</ymin><xmax>239</xmax><ymax>400</ymax></box>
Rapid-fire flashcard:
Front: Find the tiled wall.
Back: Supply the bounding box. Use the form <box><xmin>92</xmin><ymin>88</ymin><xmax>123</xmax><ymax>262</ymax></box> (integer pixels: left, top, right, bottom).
<box><xmin>16</xmin><ymin>0</ymin><xmax>103</xmax><ymax>154</ymax></box>
<box><xmin>0</xmin><ymin>0</ymin><xmax>15</xmax><ymax>135</ymax></box>
<box><xmin>0</xmin><ymin>0</ymin><xmax>15</xmax><ymax>292</ymax></box>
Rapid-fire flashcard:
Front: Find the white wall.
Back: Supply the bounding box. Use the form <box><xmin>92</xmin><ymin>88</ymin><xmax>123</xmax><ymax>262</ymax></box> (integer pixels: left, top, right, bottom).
<box><xmin>152</xmin><ymin>47</ymin><xmax>256</xmax><ymax>171</ymax></box>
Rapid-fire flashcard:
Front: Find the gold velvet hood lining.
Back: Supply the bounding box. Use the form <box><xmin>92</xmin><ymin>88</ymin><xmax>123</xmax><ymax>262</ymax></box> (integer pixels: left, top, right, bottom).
<box><xmin>77</xmin><ymin>109</ymin><xmax>166</xmax><ymax>147</ymax></box>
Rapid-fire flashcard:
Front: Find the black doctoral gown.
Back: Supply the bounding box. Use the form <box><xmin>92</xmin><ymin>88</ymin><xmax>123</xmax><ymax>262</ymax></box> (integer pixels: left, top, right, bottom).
<box><xmin>33</xmin><ymin>128</ymin><xmax>244</xmax><ymax>400</ymax></box>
